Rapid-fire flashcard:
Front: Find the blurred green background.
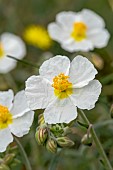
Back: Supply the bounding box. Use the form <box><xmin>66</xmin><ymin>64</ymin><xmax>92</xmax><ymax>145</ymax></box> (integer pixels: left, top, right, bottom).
<box><xmin>0</xmin><ymin>0</ymin><xmax>113</xmax><ymax>170</ymax></box>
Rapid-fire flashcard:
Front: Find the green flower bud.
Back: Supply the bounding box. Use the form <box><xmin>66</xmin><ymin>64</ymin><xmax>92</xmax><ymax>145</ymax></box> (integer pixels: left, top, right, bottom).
<box><xmin>35</xmin><ymin>127</ymin><xmax>48</xmax><ymax>145</ymax></box>
<box><xmin>57</xmin><ymin>137</ymin><xmax>74</xmax><ymax>147</ymax></box>
<box><xmin>38</xmin><ymin>114</ymin><xmax>45</xmax><ymax>125</ymax></box>
<box><xmin>46</xmin><ymin>138</ymin><xmax>57</xmax><ymax>153</ymax></box>
<box><xmin>81</xmin><ymin>134</ymin><xmax>92</xmax><ymax>146</ymax></box>
<box><xmin>0</xmin><ymin>164</ymin><xmax>10</xmax><ymax>170</ymax></box>
<box><xmin>4</xmin><ymin>154</ymin><xmax>15</xmax><ymax>165</ymax></box>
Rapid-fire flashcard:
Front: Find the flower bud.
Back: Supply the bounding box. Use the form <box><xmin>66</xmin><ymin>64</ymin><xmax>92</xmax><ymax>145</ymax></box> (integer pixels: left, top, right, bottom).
<box><xmin>0</xmin><ymin>164</ymin><xmax>10</xmax><ymax>170</ymax></box>
<box><xmin>57</xmin><ymin>137</ymin><xmax>74</xmax><ymax>147</ymax></box>
<box><xmin>46</xmin><ymin>138</ymin><xmax>57</xmax><ymax>153</ymax></box>
<box><xmin>81</xmin><ymin>134</ymin><xmax>92</xmax><ymax>146</ymax></box>
<box><xmin>38</xmin><ymin>114</ymin><xmax>45</xmax><ymax>125</ymax></box>
<box><xmin>91</xmin><ymin>53</ymin><xmax>104</xmax><ymax>70</ymax></box>
<box><xmin>35</xmin><ymin>127</ymin><xmax>48</xmax><ymax>145</ymax></box>
<box><xmin>4</xmin><ymin>154</ymin><xmax>15</xmax><ymax>165</ymax></box>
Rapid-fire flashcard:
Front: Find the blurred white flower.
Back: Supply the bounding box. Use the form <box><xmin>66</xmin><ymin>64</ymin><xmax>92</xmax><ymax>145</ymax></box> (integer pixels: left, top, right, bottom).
<box><xmin>25</xmin><ymin>55</ymin><xmax>102</xmax><ymax>124</ymax></box>
<box><xmin>0</xmin><ymin>32</ymin><xmax>26</xmax><ymax>74</ymax></box>
<box><xmin>48</xmin><ymin>9</ymin><xmax>110</xmax><ymax>52</ymax></box>
<box><xmin>0</xmin><ymin>90</ymin><xmax>34</xmax><ymax>152</ymax></box>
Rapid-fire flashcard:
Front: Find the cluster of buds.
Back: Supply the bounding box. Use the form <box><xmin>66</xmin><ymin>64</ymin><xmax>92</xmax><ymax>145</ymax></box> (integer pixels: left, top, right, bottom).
<box><xmin>0</xmin><ymin>146</ymin><xmax>20</xmax><ymax>170</ymax></box>
<box><xmin>35</xmin><ymin>114</ymin><xmax>75</xmax><ymax>153</ymax></box>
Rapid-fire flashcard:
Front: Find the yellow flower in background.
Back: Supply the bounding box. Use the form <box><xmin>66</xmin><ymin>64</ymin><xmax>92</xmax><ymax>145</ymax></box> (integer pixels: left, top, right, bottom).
<box><xmin>23</xmin><ymin>25</ymin><xmax>52</xmax><ymax>50</ymax></box>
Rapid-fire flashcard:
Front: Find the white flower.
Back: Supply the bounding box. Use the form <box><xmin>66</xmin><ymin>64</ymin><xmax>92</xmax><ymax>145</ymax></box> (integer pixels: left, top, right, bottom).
<box><xmin>25</xmin><ymin>55</ymin><xmax>102</xmax><ymax>124</ymax></box>
<box><xmin>48</xmin><ymin>9</ymin><xmax>110</xmax><ymax>52</ymax></box>
<box><xmin>0</xmin><ymin>32</ymin><xmax>26</xmax><ymax>73</ymax></box>
<box><xmin>0</xmin><ymin>89</ymin><xmax>34</xmax><ymax>152</ymax></box>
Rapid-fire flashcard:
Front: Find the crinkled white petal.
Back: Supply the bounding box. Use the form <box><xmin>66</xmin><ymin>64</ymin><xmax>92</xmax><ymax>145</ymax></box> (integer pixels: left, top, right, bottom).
<box><xmin>70</xmin><ymin>80</ymin><xmax>102</xmax><ymax>110</ymax></box>
<box><xmin>25</xmin><ymin>76</ymin><xmax>55</xmax><ymax>110</ymax></box>
<box><xmin>69</xmin><ymin>55</ymin><xmax>97</xmax><ymax>88</ymax></box>
<box><xmin>44</xmin><ymin>98</ymin><xmax>77</xmax><ymax>124</ymax></box>
<box><xmin>1</xmin><ymin>32</ymin><xmax>26</xmax><ymax>59</ymax></box>
<box><xmin>48</xmin><ymin>23</ymin><xmax>70</xmax><ymax>43</ymax></box>
<box><xmin>9</xmin><ymin>111</ymin><xmax>34</xmax><ymax>137</ymax></box>
<box><xmin>0</xmin><ymin>128</ymin><xmax>13</xmax><ymax>153</ymax></box>
<box><xmin>62</xmin><ymin>39</ymin><xmax>94</xmax><ymax>52</ymax></box>
<box><xmin>0</xmin><ymin>56</ymin><xmax>17</xmax><ymax>74</ymax></box>
<box><xmin>11</xmin><ymin>90</ymin><xmax>30</xmax><ymax>118</ymax></box>
<box><xmin>56</xmin><ymin>11</ymin><xmax>76</xmax><ymax>31</ymax></box>
<box><xmin>88</xmin><ymin>29</ymin><xmax>110</xmax><ymax>48</ymax></box>
<box><xmin>80</xmin><ymin>9</ymin><xmax>105</xmax><ymax>29</ymax></box>
<box><xmin>0</xmin><ymin>89</ymin><xmax>14</xmax><ymax>110</ymax></box>
<box><xmin>39</xmin><ymin>55</ymin><xmax>70</xmax><ymax>82</ymax></box>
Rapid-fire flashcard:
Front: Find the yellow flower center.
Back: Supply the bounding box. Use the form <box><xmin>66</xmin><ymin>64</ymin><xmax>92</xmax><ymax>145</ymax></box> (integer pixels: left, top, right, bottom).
<box><xmin>0</xmin><ymin>105</ymin><xmax>13</xmax><ymax>129</ymax></box>
<box><xmin>52</xmin><ymin>73</ymin><xmax>73</xmax><ymax>99</ymax></box>
<box><xmin>71</xmin><ymin>22</ymin><xmax>87</xmax><ymax>41</ymax></box>
<box><xmin>0</xmin><ymin>43</ymin><xmax>4</xmax><ymax>58</ymax></box>
<box><xmin>23</xmin><ymin>25</ymin><xmax>52</xmax><ymax>50</ymax></box>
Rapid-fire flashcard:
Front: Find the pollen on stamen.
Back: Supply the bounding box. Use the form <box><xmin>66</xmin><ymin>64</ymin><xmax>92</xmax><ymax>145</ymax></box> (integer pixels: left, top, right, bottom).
<box><xmin>0</xmin><ymin>43</ymin><xmax>4</xmax><ymax>58</ymax></box>
<box><xmin>52</xmin><ymin>73</ymin><xmax>73</xmax><ymax>99</ymax></box>
<box><xmin>71</xmin><ymin>22</ymin><xmax>87</xmax><ymax>41</ymax></box>
<box><xmin>0</xmin><ymin>105</ymin><xmax>13</xmax><ymax>129</ymax></box>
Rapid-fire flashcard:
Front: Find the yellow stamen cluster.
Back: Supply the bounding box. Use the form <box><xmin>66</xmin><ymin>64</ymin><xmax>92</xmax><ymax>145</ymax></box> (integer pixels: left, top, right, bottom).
<box><xmin>0</xmin><ymin>43</ymin><xmax>4</xmax><ymax>58</ymax></box>
<box><xmin>23</xmin><ymin>25</ymin><xmax>52</xmax><ymax>50</ymax></box>
<box><xmin>0</xmin><ymin>105</ymin><xmax>13</xmax><ymax>129</ymax></box>
<box><xmin>52</xmin><ymin>73</ymin><xmax>72</xmax><ymax>92</ymax></box>
<box><xmin>71</xmin><ymin>22</ymin><xmax>87</xmax><ymax>41</ymax></box>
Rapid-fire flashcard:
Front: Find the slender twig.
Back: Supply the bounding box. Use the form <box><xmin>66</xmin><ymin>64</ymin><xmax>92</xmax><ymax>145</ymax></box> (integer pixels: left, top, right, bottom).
<box><xmin>15</xmin><ymin>137</ymin><xmax>32</xmax><ymax>170</ymax></box>
<box><xmin>7</xmin><ymin>55</ymin><xmax>39</xmax><ymax>68</ymax></box>
<box><xmin>79</xmin><ymin>109</ymin><xmax>113</xmax><ymax>170</ymax></box>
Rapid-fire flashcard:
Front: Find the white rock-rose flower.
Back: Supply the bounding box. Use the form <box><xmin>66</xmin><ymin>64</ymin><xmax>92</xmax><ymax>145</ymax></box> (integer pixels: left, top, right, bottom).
<box><xmin>48</xmin><ymin>9</ymin><xmax>110</xmax><ymax>52</ymax></box>
<box><xmin>25</xmin><ymin>55</ymin><xmax>102</xmax><ymax>124</ymax></box>
<box><xmin>0</xmin><ymin>90</ymin><xmax>34</xmax><ymax>152</ymax></box>
<box><xmin>0</xmin><ymin>32</ymin><xmax>26</xmax><ymax>73</ymax></box>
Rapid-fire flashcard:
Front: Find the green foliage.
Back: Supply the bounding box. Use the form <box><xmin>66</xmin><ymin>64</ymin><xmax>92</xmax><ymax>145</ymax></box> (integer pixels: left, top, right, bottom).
<box><xmin>0</xmin><ymin>0</ymin><xmax>113</xmax><ymax>169</ymax></box>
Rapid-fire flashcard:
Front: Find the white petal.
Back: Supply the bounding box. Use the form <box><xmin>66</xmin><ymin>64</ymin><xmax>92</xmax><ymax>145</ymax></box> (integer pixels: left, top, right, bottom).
<box><xmin>0</xmin><ymin>128</ymin><xmax>13</xmax><ymax>153</ymax></box>
<box><xmin>69</xmin><ymin>55</ymin><xmax>97</xmax><ymax>88</ymax></box>
<box><xmin>48</xmin><ymin>23</ymin><xmax>70</xmax><ymax>43</ymax></box>
<box><xmin>88</xmin><ymin>29</ymin><xmax>110</xmax><ymax>48</ymax></box>
<box><xmin>70</xmin><ymin>80</ymin><xmax>102</xmax><ymax>110</ymax></box>
<box><xmin>0</xmin><ymin>56</ymin><xmax>17</xmax><ymax>74</ymax></box>
<box><xmin>39</xmin><ymin>55</ymin><xmax>70</xmax><ymax>82</ymax></box>
<box><xmin>25</xmin><ymin>76</ymin><xmax>55</xmax><ymax>110</ymax></box>
<box><xmin>80</xmin><ymin>9</ymin><xmax>105</xmax><ymax>29</ymax></box>
<box><xmin>62</xmin><ymin>39</ymin><xmax>93</xmax><ymax>52</ymax></box>
<box><xmin>11</xmin><ymin>90</ymin><xmax>30</xmax><ymax>118</ymax></box>
<box><xmin>1</xmin><ymin>32</ymin><xmax>26</xmax><ymax>59</ymax></box>
<box><xmin>9</xmin><ymin>111</ymin><xmax>34</xmax><ymax>137</ymax></box>
<box><xmin>44</xmin><ymin>98</ymin><xmax>77</xmax><ymax>124</ymax></box>
<box><xmin>56</xmin><ymin>11</ymin><xmax>76</xmax><ymax>31</ymax></box>
<box><xmin>0</xmin><ymin>89</ymin><xmax>14</xmax><ymax>110</ymax></box>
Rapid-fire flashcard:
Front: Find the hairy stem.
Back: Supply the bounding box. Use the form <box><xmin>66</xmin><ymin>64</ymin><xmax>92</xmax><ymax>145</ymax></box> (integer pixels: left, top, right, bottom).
<box><xmin>79</xmin><ymin>109</ymin><xmax>112</xmax><ymax>170</ymax></box>
<box><xmin>15</xmin><ymin>137</ymin><xmax>32</xmax><ymax>170</ymax></box>
<box><xmin>7</xmin><ymin>55</ymin><xmax>39</xmax><ymax>68</ymax></box>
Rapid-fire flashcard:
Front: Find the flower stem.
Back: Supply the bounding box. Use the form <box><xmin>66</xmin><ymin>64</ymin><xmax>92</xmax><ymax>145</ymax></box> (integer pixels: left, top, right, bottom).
<box><xmin>15</xmin><ymin>137</ymin><xmax>32</xmax><ymax>170</ymax></box>
<box><xmin>7</xmin><ymin>55</ymin><xmax>39</xmax><ymax>68</ymax></box>
<box><xmin>79</xmin><ymin>109</ymin><xmax>112</xmax><ymax>170</ymax></box>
